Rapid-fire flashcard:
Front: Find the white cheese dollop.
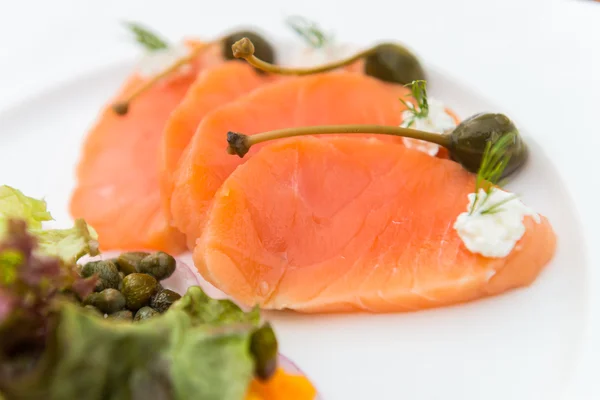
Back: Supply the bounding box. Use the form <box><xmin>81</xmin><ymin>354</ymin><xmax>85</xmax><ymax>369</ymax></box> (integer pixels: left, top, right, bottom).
<box><xmin>453</xmin><ymin>188</ymin><xmax>541</xmax><ymax>258</ymax></box>
<box><xmin>137</xmin><ymin>45</ymin><xmax>191</xmax><ymax>78</ymax></box>
<box><xmin>400</xmin><ymin>98</ymin><xmax>456</xmax><ymax>156</ymax></box>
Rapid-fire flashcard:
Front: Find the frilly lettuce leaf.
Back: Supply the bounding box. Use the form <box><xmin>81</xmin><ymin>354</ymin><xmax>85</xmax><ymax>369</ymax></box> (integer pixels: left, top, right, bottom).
<box><xmin>1</xmin><ymin>286</ymin><xmax>271</xmax><ymax>400</ymax></box>
<box><xmin>172</xmin><ymin>284</ymin><xmax>260</xmax><ymax>326</ymax></box>
<box><xmin>0</xmin><ymin>185</ymin><xmax>52</xmax><ymax>234</ymax></box>
<box><xmin>36</xmin><ymin>219</ymin><xmax>99</xmax><ymax>265</ymax></box>
<box><xmin>0</xmin><ymin>185</ymin><xmax>99</xmax><ymax>263</ymax></box>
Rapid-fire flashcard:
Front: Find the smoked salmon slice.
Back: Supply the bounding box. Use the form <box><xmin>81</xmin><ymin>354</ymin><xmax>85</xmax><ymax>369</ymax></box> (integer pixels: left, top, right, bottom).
<box><xmin>194</xmin><ymin>137</ymin><xmax>556</xmax><ymax>313</ymax></box>
<box><xmin>159</xmin><ymin>61</ymin><xmax>275</xmax><ymax>220</ymax></box>
<box><xmin>70</xmin><ymin>46</ymin><xmax>222</xmax><ymax>253</ymax></box>
<box><xmin>170</xmin><ymin>73</ymin><xmax>413</xmax><ymax>246</ymax></box>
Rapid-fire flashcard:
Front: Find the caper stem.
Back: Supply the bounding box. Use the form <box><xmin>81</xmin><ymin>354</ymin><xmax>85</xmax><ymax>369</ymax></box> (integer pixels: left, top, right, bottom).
<box><xmin>226</xmin><ymin>124</ymin><xmax>451</xmax><ymax>157</ymax></box>
<box><xmin>232</xmin><ymin>37</ymin><xmax>378</xmax><ymax>76</ymax></box>
<box><xmin>111</xmin><ymin>41</ymin><xmax>214</xmax><ymax>116</ymax></box>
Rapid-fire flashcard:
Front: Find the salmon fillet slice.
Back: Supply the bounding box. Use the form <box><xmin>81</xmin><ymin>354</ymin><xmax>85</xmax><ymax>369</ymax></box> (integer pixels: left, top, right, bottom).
<box><xmin>194</xmin><ymin>137</ymin><xmax>556</xmax><ymax>313</ymax></box>
<box><xmin>170</xmin><ymin>73</ymin><xmax>413</xmax><ymax>247</ymax></box>
<box><xmin>159</xmin><ymin>61</ymin><xmax>276</xmax><ymax>220</ymax></box>
<box><xmin>70</xmin><ymin>46</ymin><xmax>222</xmax><ymax>253</ymax></box>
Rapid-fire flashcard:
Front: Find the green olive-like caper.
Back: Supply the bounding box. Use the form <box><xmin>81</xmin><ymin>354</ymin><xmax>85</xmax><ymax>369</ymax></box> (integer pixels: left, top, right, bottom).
<box><xmin>108</xmin><ymin>309</ymin><xmax>133</xmax><ymax>321</ymax></box>
<box><xmin>137</xmin><ymin>252</ymin><xmax>176</xmax><ymax>281</ymax></box>
<box><xmin>150</xmin><ymin>289</ymin><xmax>182</xmax><ymax>313</ymax></box>
<box><xmin>81</xmin><ymin>260</ymin><xmax>122</xmax><ymax>292</ymax></box>
<box><xmin>363</xmin><ymin>43</ymin><xmax>426</xmax><ymax>85</ymax></box>
<box><xmin>121</xmin><ymin>273</ymin><xmax>159</xmax><ymax>311</ymax></box>
<box><xmin>115</xmin><ymin>251</ymin><xmax>151</xmax><ymax>276</ymax></box>
<box><xmin>83</xmin><ymin>305</ymin><xmax>104</xmax><ymax>317</ymax></box>
<box><xmin>84</xmin><ymin>289</ymin><xmax>126</xmax><ymax>314</ymax></box>
<box><xmin>134</xmin><ymin>306</ymin><xmax>159</xmax><ymax>322</ymax></box>
<box><xmin>449</xmin><ymin>112</ymin><xmax>528</xmax><ymax>178</ymax></box>
<box><xmin>250</xmin><ymin>323</ymin><xmax>278</xmax><ymax>381</ymax></box>
<box><xmin>223</xmin><ymin>31</ymin><xmax>275</xmax><ymax>73</ymax></box>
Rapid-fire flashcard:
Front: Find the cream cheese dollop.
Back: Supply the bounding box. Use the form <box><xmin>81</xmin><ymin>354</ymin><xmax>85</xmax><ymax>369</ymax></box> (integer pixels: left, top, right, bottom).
<box><xmin>453</xmin><ymin>188</ymin><xmax>541</xmax><ymax>258</ymax></box>
<box><xmin>400</xmin><ymin>97</ymin><xmax>456</xmax><ymax>156</ymax></box>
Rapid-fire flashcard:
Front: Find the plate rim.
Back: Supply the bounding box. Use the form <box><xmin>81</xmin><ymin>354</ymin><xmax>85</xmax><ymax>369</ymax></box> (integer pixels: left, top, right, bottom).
<box><xmin>0</xmin><ymin>55</ymin><xmax>596</xmax><ymax>400</ymax></box>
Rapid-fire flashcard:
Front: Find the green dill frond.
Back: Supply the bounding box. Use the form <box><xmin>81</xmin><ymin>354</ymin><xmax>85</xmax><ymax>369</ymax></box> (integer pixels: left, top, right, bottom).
<box><xmin>125</xmin><ymin>22</ymin><xmax>169</xmax><ymax>51</ymax></box>
<box><xmin>470</xmin><ymin>132</ymin><xmax>518</xmax><ymax>215</ymax></box>
<box><xmin>399</xmin><ymin>80</ymin><xmax>430</xmax><ymax>123</ymax></box>
<box><xmin>285</xmin><ymin>15</ymin><xmax>331</xmax><ymax>49</ymax></box>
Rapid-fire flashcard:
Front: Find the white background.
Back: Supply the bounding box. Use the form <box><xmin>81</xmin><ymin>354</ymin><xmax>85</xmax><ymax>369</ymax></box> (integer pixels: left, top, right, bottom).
<box><xmin>0</xmin><ymin>0</ymin><xmax>598</xmax><ymax>398</ymax></box>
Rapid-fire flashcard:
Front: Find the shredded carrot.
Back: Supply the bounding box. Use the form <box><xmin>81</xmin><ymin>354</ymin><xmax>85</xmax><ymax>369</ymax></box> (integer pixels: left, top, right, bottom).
<box><xmin>245</xmin><ymin>367</ymin><xmax>317</xmax><ymax>400</ymax></box>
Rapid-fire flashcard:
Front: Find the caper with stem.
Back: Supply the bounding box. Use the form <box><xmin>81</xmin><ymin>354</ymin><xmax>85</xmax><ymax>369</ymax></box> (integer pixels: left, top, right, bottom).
<box><xmin>111</xmin><ymin>30</ymin><xmax>275</xmax><ymax>116</ymax></box>
<box><xmin>231</xmin><ymin>37</ymin><xmax>425</xmax><ymax>85</ymax></box>
<box><xmin>226</xmin><ymin>112</ymin><xmax>527</xmax><ymax>178</ymax></box>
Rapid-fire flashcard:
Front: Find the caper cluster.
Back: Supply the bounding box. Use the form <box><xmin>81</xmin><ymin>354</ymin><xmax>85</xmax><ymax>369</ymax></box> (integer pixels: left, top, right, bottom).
<box><xmin>76</xmin><ymin>251</ymin><xmax>182</xmax><ymax>322</ymax></box>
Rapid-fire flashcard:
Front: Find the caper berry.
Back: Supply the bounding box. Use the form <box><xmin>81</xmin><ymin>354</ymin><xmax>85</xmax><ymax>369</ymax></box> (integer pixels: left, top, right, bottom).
<box><xmin>115</xmin><ymin>252</ymin><xmax>150</xmax><ymax>276</ymax></box>
<box><xmin>134</xmin><ymin>306</ymin><xmax>159</xmax><ymax>322</ymax></box>
<box><xmin>449</xmin><ymin>112</ymin><xmax>528</xmax><ymax>178</ymax></box>
<box><xmin>364</xmin><ymin>43</ymin><xmax>426</xmax><ymax>85</ymax></box>
<box><xmin>108</xmin><ymin>309</ymin><xmax>133</xmax><ymax>321</ymax></box>
<box><xmin>250</xmin><ymin>323</ymin><xmax>278</xmax><ymax>381</ymax></box>
<box><xmin>223</xmin><ymin>30</ymin><xmax>275</xmax><ymax>73</ymax></box>
<box><xmin>83</xmin><ymin>305</ymin><xmax>104</xmax><ymax>317</ymax></box>
<box><xmin>81</xmin><ymin>260</ymin><xmax>122</xmax><ymax>292</ymax></box>
<box><xmin>138</xmin><ymin>252</ymin><xmax>176</xmax><ymax>281</ymax></box>
<box><xmin>150</xmin><ymin>289</ymin><xmax>182</xmax><ymax>313</ymax></box>
<box><xmin>121</xmin><ymin>273</ymin><xmax>159</xmax><ymax>311</ymax></box>
<box><xmin>84</xmin><ymin>289</ymin><xmax>126</xmax><ymax>314</ymax></box>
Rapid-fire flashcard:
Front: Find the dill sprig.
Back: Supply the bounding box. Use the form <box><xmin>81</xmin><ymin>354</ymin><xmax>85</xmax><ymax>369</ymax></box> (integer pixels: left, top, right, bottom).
<box><xmin>470</xmin><ymin>132</ymin><xmax>519</xmax><ymax>215</ymax></box>
<box><xmin>125</xmin><ymin>22</ymin><xmax>169</xmax><ymax>51</ymax></box>
<box><xmin>399</xmin><ymin>80</ymin><xmax>429</xmax><ymax>128</ymax></box>
<box><xmin>285</xmin><ymin>15</ymin><xmax>331</xmax><ymax>49</ymax></box>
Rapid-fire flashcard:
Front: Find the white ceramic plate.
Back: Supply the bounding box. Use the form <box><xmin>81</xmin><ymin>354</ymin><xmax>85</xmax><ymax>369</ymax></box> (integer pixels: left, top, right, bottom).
<box><xmin>0</xmin><ymin>48</ymin><xmax>589</xmax><ymax>400</ymax></box>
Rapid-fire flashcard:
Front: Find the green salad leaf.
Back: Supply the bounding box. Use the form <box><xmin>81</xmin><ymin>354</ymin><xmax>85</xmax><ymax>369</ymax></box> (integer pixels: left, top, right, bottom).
<box><xmin>0</xmin><ymin>185</ymin><xmax>99</xmax><ymax>264</ymax></box>
<box><xmin>0</xmin><ymin>186</ymin><xmax>279</xmax><ymax>400</ymax></box>
<box><xmin>1</xmin><ymin>287</ymin><xmax>272</xmax><ymax>400</ymax></box>
<box><xmin>0</xmin><ymin>186</ymin><xmax>52</xmax><ymax>234</ymax></box>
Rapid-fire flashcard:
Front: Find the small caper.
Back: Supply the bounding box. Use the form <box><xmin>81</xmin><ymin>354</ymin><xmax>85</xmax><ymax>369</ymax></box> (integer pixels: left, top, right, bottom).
<box><xmin>81</xmin><ymin>260</ymin><xmax>122</xmax><ymax>292</ymax></box>
<box><xmin>449</xmin><ymin>112</ymin><xmax>528</xmax><ymax>178</ymax></box>
<box><xmin>84</xmin><ymin>289</ymin><xmax>126</xmax><ymax>314</ymax></box>
<box><xmin>134</xmin><ymin>306</ymin><xmax>159</xmax><ymax>322</ymax></box>
<box><xmin>115</xmin><ymin>252</ymin><xmax>151</xmax><ymax>275</ymax></box>
<box><xmin>138</xmin><ymin>252</ymin><xmax>176</xmax><ymax>281</ymax></box>
<box><xmin>364</xmin><ymin>43</ymin><xmax>426</xmax><ymax>85</ymax></box>
<box><xmin>223</xmin><ymin>30</ymin><xmax>275</xmax><ymax>73</ymax></box>
<box><xmin>150</xmin><ymin>289</ymin><xmax>182</xmax><ymax>313</ymax></box>
<box><xmin>108</xmin><ymin>310</ymin><xmax>133</xmax><ymax>321</ymax></box>
<box><xmin>83</xmin><ymin>305</ymin><xmax>104</xmax><ymax>317</ymax></box>
<box><xmin>121</xmin><ymin>273</ymin><xmax>159</xmax><ymax>311</ymax></box>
